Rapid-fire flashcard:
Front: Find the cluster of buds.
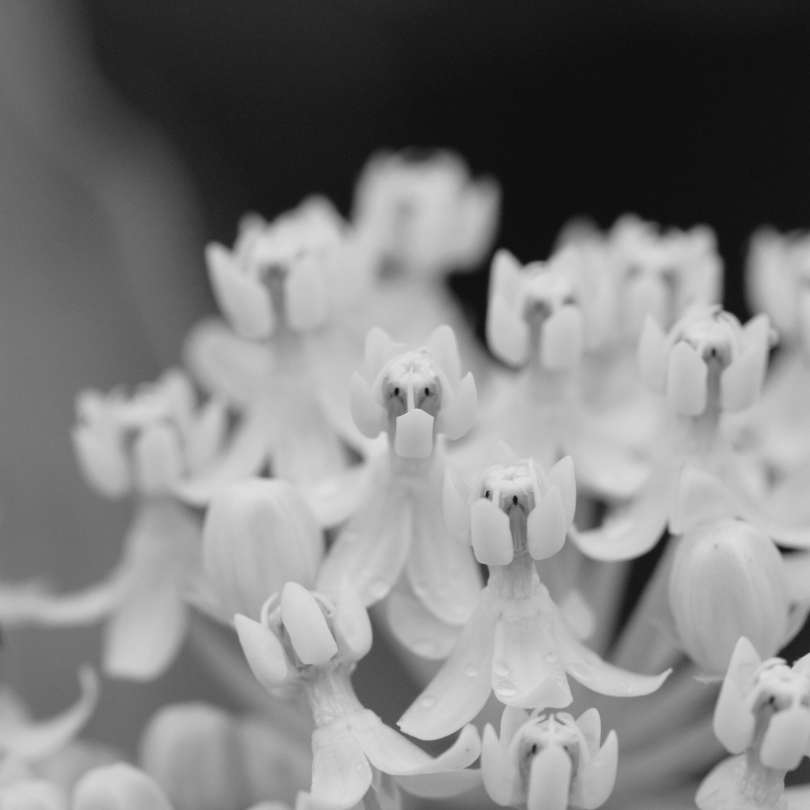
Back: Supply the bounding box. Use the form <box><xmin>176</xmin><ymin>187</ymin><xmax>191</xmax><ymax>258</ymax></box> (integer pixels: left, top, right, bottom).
<box><xmin>481</xmin><ymin>706</ymin><xmax>618</xmax><ymax>810</ymax></box>
<box><xmin>349</xmin><ymin>325</ymin><xmax>477</xmax><ymax>458</ymax></box>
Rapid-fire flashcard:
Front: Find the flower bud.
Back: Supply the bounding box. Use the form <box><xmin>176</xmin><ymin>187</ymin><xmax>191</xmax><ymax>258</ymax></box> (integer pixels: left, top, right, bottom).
<box><xmin>139</xmin><ymin>703</ymin><xmax>246</xmax><ymax>810</ymax></box>
<box><xmin>72</xmin><ymin>764</ymin><xmax>172</xmax><ymax>810</ymax></box>
<box><xmin>669</xmin><ymin>518</ymin><xmax>789</xmax><ymax>674</ymax></box>
<box><xmin>202</xmin><ymin>478</ymin><xmax>324</xmax><ymax>622</ymax></box>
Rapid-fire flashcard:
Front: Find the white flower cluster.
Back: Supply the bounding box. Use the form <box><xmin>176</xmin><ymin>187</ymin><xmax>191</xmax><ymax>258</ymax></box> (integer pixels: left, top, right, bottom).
<box><xmin>0</xmin><ymin>150</ymin><xmax>809</xmax><ymax>810</ymax></box>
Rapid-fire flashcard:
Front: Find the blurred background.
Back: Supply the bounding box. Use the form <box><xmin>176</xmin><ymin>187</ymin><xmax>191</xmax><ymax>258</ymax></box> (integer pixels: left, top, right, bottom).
<box><xmin>0</xmin><ymin>0</ymin><xmax>809</xmax><ymax>756</ymax></box>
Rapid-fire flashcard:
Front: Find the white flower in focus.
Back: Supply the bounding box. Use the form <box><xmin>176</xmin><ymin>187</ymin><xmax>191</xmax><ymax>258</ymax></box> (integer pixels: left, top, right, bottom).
<box><xmin>399</xmin><ymin>455</ymin><xmax>669</xmax><ymax>742</ymax></box>
<box><xmin>235</xmin><ymin>581</ymin><xmax>482</xmax><ymax>810</ymax></box>
<box><xmin>481</xmin><ymin>706</ymin><xmax>618</xmax><ymax>810</ymax></box>
<box><xmin>696</xmin><ymin>637</ymin><xmax>810</xmax><ymax>809</ymax></box>
<box><xmin>352</xmin><ymin>149</ymin><xmax>499</xmax><ymax>279</ymax></box>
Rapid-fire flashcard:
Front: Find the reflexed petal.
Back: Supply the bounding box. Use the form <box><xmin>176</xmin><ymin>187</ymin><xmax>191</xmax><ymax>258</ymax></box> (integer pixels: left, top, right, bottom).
<box><xmin>234</xmin><ymin>615</ymin><xmax>293</xmax><ymax>690</ymax></box>
<box><xmin>557</xmin><ymin>590</ymin><xmax>595</xmax><ymax>641</ymax></box>
<box><xmin>481</xmin><ymin>724</ymin><xmax>519</xmax><ymax>806</ymax></box>
<box><xmin>487</xmin><ymin>294</ymin><xmax>529</xmax><ymax>368</ymax></box>
<box><xmin>310</xmin><ymin>722</ymin><xmax>372</xmax><ymax>810</ymax></box>
<box><xmin>73</xmin><ymin>764</ymin><xmax>173</xmax><ymax>810</ymax></box>
<box><xmin>175</xmin><ymin>407</ymin><xmax>269</xmax><ymax>506</ymax></box>
<box><xmin>183</xmin><ymin>318</ymin><xmax>267</xmax><ymax>407</ymax></box>
<box><xmin>386</xmin><ymin>591</ymin><xmax>461</xmax><ymax>660</ymax></box>
<box><xmin>637</xmin><ymin>316</ymin><xmax>668</xmax><ymax>394</ymax></box>
<box><xmin>527</xmin><ymin>745</ymin><xmax>571</xmax><ymax>810</ymax></box>
<box><xmin>569</xmin><ymin>730</ymin><xmax>618</xmax><ymax>810</ymax></box>
<box><xmin>285</xmin><ymin>259</ymin><xmax>329</xmax><ymax>331</ymax></box>
<box><xmin>394</xmin><ymin>409</ymin><xmax>434</xmax><ymax>459</ymax></box>
<box><xmin>572</xmin><ymin>468</ymin><xmax>672</xmax><ymax>561</ymax></box>
<box><xmin>0</xmin><ymin>667</ymin><xmax>97</xmax><ymax>760</ymax></box>
<box><xmin>540</xmin><ymin>305</ymin><xmax>583</xmax><ymax>370</ymax></box>
<box><xmin>398</xmin><ymin>594</ymin><xmax>498</xmax><ymax>740</ymax></box>
<box><xmin>207</xmin><ymin>243</ymin><xmax>274</xmax><ymax>340</ymax></box>
<box><xmin>471</xmin><ymin>499</ymin><xmax>513</xmax><ymax>566</ymax></box>
<box><xmin>333</xmin><ymin>578</ymin><xmax>373</xmax><ymax>661</ymax></box>
<box><xmin>350</xmin><ymin>373</ymin><xmax>387</xmax><ymax>440</ymax></box>
<box><xmin>491</xmin><ymin>598</ymin><xmax>572</xmax><ymax>709</ymax></box>
<box><xmin>280</xmin><ymin>583</ymin><xmax>337</xmax><ymax>666</ymax></box>
<box><xmin>316</xmin><ymin>488</ymin><xmax>412</xmax><ymax>607</ymax></box>
<box><xmin>436</xmin><ymin>373</ymin><xmax>477</xmax><ymax>441</ymax></box>
<box><xmin>666</xmin><ymin>342</ymin><xmax>707</xmax><ymax>416</ymax></box>
<box><xmin>554</xmin><ymin>618</ymin><xmax>670</xmax><ymax>697</ymax></box>
<box><xmin>405</xmin><ymin>486</ymin><xmax>482</xmax><ymax>626</ymax></box>
<box><xmin>760</xmin><ymin>708</ymin><xmax>810</xmax><ymax>771</ymax></box>
<box><xmin>394</xmin><ymin>769</ymin><xmax>481</xmax><ymax>799</ymax></box>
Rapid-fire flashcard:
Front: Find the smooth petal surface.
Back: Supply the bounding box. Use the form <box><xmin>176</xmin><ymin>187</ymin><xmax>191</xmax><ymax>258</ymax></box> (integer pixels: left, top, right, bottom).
<box><xmin>349</xmin><ymin>373</ymin><xmax>387</xmax><ymax>440</ymax></box>
<box><xmin>669</xmin><ymin>466</ymin><xmax>740</xmax><ymax>535</ymax></box>
<box><xmin>527</xmin><ymin>746</ymin><xmax>571</xmax><ymax>810</ymax></box>
<box><xmin>491</xmin><ymin>597</ymin><xmax>572</xmax><ymax>709</ymax></box>
<box><xmin>569</xmin><ymin>730</ymin><xmax>618</xmax><ymax>810</ymax></box>
<box><xmin>398</xmin><ymin>593</ymin><xmax>498</xmax><ymax>740</ymax></box>
<box><xmin>316</xmin><ymin>487</ymin><xmax>412</xmax><ymax>607</ymax></box>
<box><xmin>547</xmin><ymin>456</ymin><xmax>576</xmax><ymax>526</ymax></box>
<box><xmin>436</xmin><ymin>373</ymin><xmax>477</xmax><ymax>441</ymax></box>
<box><xmin>760</xmin><ymin>708</ymin><xmax>810</xmax><ymax>771</ymax></box>
<box><xmin>310</xmin><ymin>722</ymin><xmax>372</xmax><ymax>810</ymax></box>
<box><xmin>285</xmin><ymin>259</ymin><xmax>329</xmax><ymax>331</ymax></box>
<box><xmin>132</xmin><ymin>423</ymin><xmax>184</xmax><ymax>494</ymax></box>
<box><xmin>554</xmin><ymin>618</ymin><xmax>670</xmax><ymax>697</ymax></box>
<box><xmin>540</xmin><ymin>305</ymin><xmax>583</xmax><ymax>370</ymax></box>
<box><xmin>333</xmin><ymin>578</ymin><xmax>373</xmax><ymax>661</ymax></box>
<box><xmin>443</xmin><ymin>468</ymin><xmax>471</xmax><ymax>544</ymax></box>
<box><xmin>72</xmin><ymin>425</ymin><xmax>130</xmax><ymax>499</ymax></box>
<box><xmin>426</xmin><ymin>325</ymin><xmax>463</xmax><ymax>386</ymax></box>
<box><xmin>280</xmin><ymin>583</ymin><xmax>337</xmax><ymax>666</ymax></box>
<box><xmin>713</xmin><ymin>637</ymin><xmax>759</xmax><ymax>754</ymax></box>
<box><xmin>481</xmin><ymin>725</ymin><xmax>520</xmax><ymax>806</ymax></box>
<box><xmin>73</xmin><ymin>764</ymin><xmax>173</xmax><ymax>810</ymax></box>
<box><xmin>0</xmin><ymin>668</ymin><xmax>97</xmax><ymax>760</ymax></box>
<box><xmin>471</xmin><ymin>499</ymin><xmax>513</xmax><ymax>566</ymax></box>
<box><xmin>487</xmin><ymin>294</ymin><xmax>529</xmax><ymax>368</ymax></box>
<box><xmin>306</xmin><ymin>462</ymin><xmax>374</xmax><ymax>529</ymax></box>
<box><xmin>526</xmin><ymin>487</ymin><xmax>567</xmax><ymax>561</ymax></box>
<box><xmin>0</xmin><ymin>780</ymin><xmax>67</xmax><ymax>810</ymax></box>
<box><xmin>394</xmin><ymin>409</ymin><xmax>434</xmax><ymax>459</ymax></box>
<box><xmin>234</xmin><ymin>614</ymin><xmax>293</xmax><ymax>690</ymax></box>
<box><xmin>385</xmin><ymin>591</ymin><xmax>461</xmax><ymax>659</ymax></box>
<box><xmin>720</xmin><ymin>345</ymin><xmax>766</xmax><ymax>413</ymax></box>
<box><xmin>667</xmin><ymin>342</ymin><xmax>708</xmax><ymax>416</ymax></box>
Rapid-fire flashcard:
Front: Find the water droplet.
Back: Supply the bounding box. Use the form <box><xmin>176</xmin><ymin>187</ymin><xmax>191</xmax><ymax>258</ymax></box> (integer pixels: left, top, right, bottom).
<box><xmin>495</xmin><ymin>680</ymin><xmax>517</xmax><ymax>698</ymax></box>
<box><xmin>369</xmin><ymin>579</ymin><xmax>388</xmax><ymax>599</ymax></box>
<box><xmin>545</xmin><ymin>653</ymin><xmax>558</xmax><ymax>663</ymax></box>
<box><xmin>464</xmin><ymin>664</ymin><xmax>478</xmax><ymax>678</ymax></box>
<box><xmin>568</xmin><ymin>662</ymin><xmax>593</xmax><ymax>682</ymax></box>
<box><xmin>421</xmin><ymin>695</ymin><xmax>437</xmax><ymax>709</ymax></box>
<box><xmin>493</xmin><ymin>660</ymin><xmax>510</xmax><ymax>677</ymax></box>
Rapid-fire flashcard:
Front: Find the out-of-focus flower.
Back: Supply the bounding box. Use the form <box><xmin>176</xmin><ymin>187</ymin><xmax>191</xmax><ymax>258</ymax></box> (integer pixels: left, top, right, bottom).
<box><xmin>197</xmin><ymin>478</ymin><xmax>324</xmax><ymax>623</ymax></box>
<box><xmin>236</xmin><ymin>581</ymin><xmax>481</xmax><ymax>810</ymax></box>
<box><xmin>481</xmin><ymin>706</ymin><xmax>618</xmax><ymax>810</ymax></box>
<box><xmin>72</xmin><ymin>763</ymin><xmax>173</xmax><ymax>810</ymax></box>
<box><xmin>139</xmin><ymin>702</ymin><xmax>311</xmax><ymax>810</ymax></box>
<box><xmin>0</xmin><ymin>371</ymin><xmax>210</xmax><ymax>680</ymax></box>
<box><xmin>0</xmin><ymin>669</ymin><xmax>99</xmax><ymax>809</ymax></box>
<box><xmin>467</xmin><ymin>248</ymin><xmax>652</xmax><ymax>501</ymax></box>
<box><xmin>399</xmin><ymin>457</ymin><xmax>669</xmax><ymax>741</ymax></box>
<box><xmin>315</xmin><ymin>326</ymin><xmax>482</xmax><ymax>650</ymax></box>
<box><xmin>352</xmin><ymin>150</ymin><xmax>499</xmax><ymax>280</ymax></box>
<box><xmin>696</xmin><ymin>637</ymin><xmax>810</xmax><ymax>809</ymax></box>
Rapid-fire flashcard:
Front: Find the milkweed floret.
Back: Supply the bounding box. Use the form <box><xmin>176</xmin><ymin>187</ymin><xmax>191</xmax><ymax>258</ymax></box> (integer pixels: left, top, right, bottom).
<box><xmin>481</xmin><ymin>706</ymin><xmax>618</xmax><ymax>810</ymax></box>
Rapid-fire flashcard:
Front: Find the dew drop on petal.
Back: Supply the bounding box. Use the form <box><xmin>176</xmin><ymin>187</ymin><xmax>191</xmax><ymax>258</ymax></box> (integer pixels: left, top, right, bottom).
<box><xmin>464</xmin><ymin>664</ymin><xmax>478</xmax><ymax>677</ymax></box>
<box><xmin>421</xmin><ymin>695</ymin><xmax>437</xmax><ymax>709</ymax></box>
<box><xmin>495</xmin><ymin>680</ymin><xmax>517</xmax><ymax>698</ymax></box>
<box><xmin>568</xmin><ymin>662</ymin><xmax>593</xmax><ymax>682</ymax></box>
<box><xmin>493</xmin><ymin>660</ymin><xmax>510</xmax><ymax>677</ymax></box>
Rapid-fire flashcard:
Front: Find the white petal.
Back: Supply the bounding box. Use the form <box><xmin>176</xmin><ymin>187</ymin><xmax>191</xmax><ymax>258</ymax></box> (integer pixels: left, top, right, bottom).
<box><xmin>394</xmin><ymin>409</ymin><xmax>434</xmax><ymax>459</ymax></box>
<box><xmin>666</xmin><ymin>342</ymin><xmax>707</xmax><ymax>416</ymax></box>
<box><xmin>695</xmin><ymin>755</ymin><xmax>742</xmax><ymax>809</ymax></box>
<box><xmin>285</xmin><ymin>259</ymin><xmax>329</xmax><ymax>331</ymax></box>
<box><xmin>0</xmin><ymin>780</ymin><xmax>67</xmax><ymax>810</ymax></box>
<box><xmin>443</xmin><ymin>468</ymin><xmax>471</xmax><ymax>544</ymax></box>
<box><xmin>71</xmin><ymin>425</ymin><xmax>130</xmax><ymax>499</ymax></box>
<box><xmin>471</xmin><ymin>499</ymin><xmax>513</xmax><ymax>566</ymax></box>
<box><xmin>207</xmin><ymin>242</ymin><xmax>274</xmax><ymax>339</ymax></box>
<box><xmin>669</xmin><ymin>466</ymin><xmax>740</xmax><ymax>535</ymax></box>
<box><xmin>574</xmin><ymin>708</ymin><xmax>602</xmax><ymax>755</ymax></box>
<box><xmin>526</xmin><ymin>487</ymin><xmax>567</xmax><ymax>561</ymax></box>
<box><xmin>306</xmin><ymin>461</ymin><xmax>374</xmax><ymax>529</ymax></box>
<box><xmin>0</xmin><ymin>668</ymin><xmax>97</xmax><ymax>761</ymax></box>
<box><xmin>234</xmin><ymin>614</ymin><xmax>293</xmax><ymax>690</ymax></box>
<box><xmin>363</xmin><ymin>327</ymin><xmax>397</xmax><ymax>382</ymax></box>
<box><xmin>713</xmin><ymin>637</ymin><xmax>760</xmax><ymax>754</ymax></box>
<box><xmin>500</xmin><ymin>707</ymin><xmax>530</xmax><ymax>747</ymax></box>
<box><xmin>280</xmin><ymin>583</ymin><xmax>337</xmax><ymax>666</ymax></box>
<box><xmin>349</xmin><ymin>373</ymin><xmax>387</xmax><ymax>440</ymax></box>
<box><xmin>557</xmin><ymin>590</ymin><xmax>595</xmax><ymax>641</ymax></box>
<box><xmin>185</xmin><ymin>397</ymin><xmax>228</xmax><ymax>474</ymax></box>
<box><xmin>554</xmin><ymin>618</ymin><xmax>670</xmax><ymax>698</ymax></box>
<box><xmin>540</xmin><ymin>305</ymin><xmax>583</xmax><ymax>370</ymax></box>
<box><xmin>527</xmin><ymin>746</ymin><xmax>571</xmax><ymax>810</ymax></box>
<box><xmin>310</xmin><ymin>722</ymin><xmax>372</xmax><ymax>810</ymax></box>
<box><xmin>760</xmin><ymin>708</ymin><xmax>810</xmax><ymax>771</ymax></box>
<box><xmin>720</xmin><ymin>345</ymin><xmax>766</xmax><ymax>413</ymax></box>
<box><xmin>637</xmin><ymin>316</ymin><xmax>668</xmax><ymax>394</ymax></box>
<box><xmin>481</xmin><ymin>724</ymin><xmax>520</xmax><ymax>806</ymax></box>
<box><xmin>484</xmin><ymin>442</ymin><xmax>520</xmax><ymax>467</ymax></box>
<box><xmin>491</xmin><ymin>598</ymin><xmax>572</xmax><ymax>709</ymax></box>
<box><xmin>334</xmin><ymin>578</ymin><xmax>373</xmax><ymax>661</ymax></box>
<box><xmin>436</xmin><ymin>373</ymin><xmax>477</xmax><ymax>441</ymax></box>
<box><xmin>394</xmin><ymin>769</ymin><xmax>481</xmax><ymax>800</ymax></box>
<box><xmin>133</xmin><ymin>423</ymin><xmax>184</xmax><ymax>494</ymax></box>
<box><xmin>486</xmin><ymin>294</ymin><xmax>529</xmax><ymax>368</ymax></box>
<box><xmin>489</xmin><ymin>250</ymin><xmax>525</xmax><ymax>309</ymax></box>
<box><xmin>73</xmin><ymin>764</ymin><xmax>173</xmax><ymax>810</ymax></box>
<box><xmin>183</xmin><ymin>317</ymin><xmax>267</xmax><ymax>407</ymax></box>
<box><xmin>385</xmin><ymin>591</ymin><xmax>461</xmax><ymax>660</ymax></box>
<box><xmin>398</xmin><ymin>594</ymin><xmax>498</xmax><ymax>741</ymax></box>
<box><xmin>569</xmin><ymin>730</ymin><xmax>618</xmax><ymax>810</ymax></box>
<box><xmin>316</xmin><ymin>489</ymin><xmax>412</xmax><ymax>607</ymax></box>
<box><xmin>547</xmin><ymin>456</ymin><xmax>576</xmax><ymax>526</ymax></box>
<box><xmin>426</xmin><ymin>325</ymin><xmax>463</xmax><ymax>387</ymax></box>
